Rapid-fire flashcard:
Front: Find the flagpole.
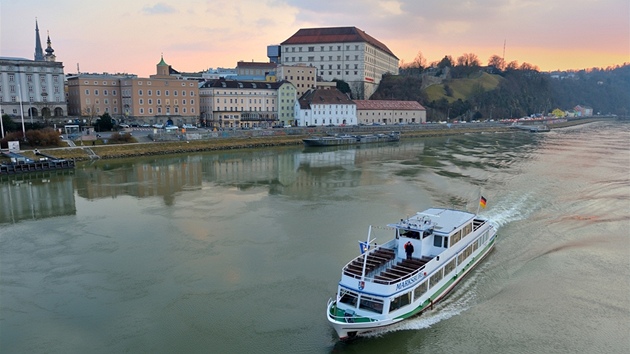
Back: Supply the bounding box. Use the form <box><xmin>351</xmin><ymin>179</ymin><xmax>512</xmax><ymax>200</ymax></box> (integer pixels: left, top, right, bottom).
<box><xmin>360</xmin><ymin>226</ymin><xmax>371</xmax><ymax>281</ymax></box>
<box><xmin>476</xmin><ymin>189</ymin><xmax>482</xmax><ymax>214</ymax></box>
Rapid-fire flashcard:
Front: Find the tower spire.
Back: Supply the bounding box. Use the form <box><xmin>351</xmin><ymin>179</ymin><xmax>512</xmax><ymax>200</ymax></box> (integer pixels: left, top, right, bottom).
<box><xmin>44</xmin><ymin>30</ymin><xmax>56</xmax><ymax>62</ymax></box>
<box><xmin>34</xmin><ymin>18</ymin><xmax>44</xmax><ymax>61</ymax></box>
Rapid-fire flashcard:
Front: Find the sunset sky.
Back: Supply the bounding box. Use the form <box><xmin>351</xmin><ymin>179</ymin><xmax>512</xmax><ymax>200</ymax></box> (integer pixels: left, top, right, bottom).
<box><xmin>1</xmin><ymin>0</ymin><xmax>628</xmax><ymax>77</ymax></box>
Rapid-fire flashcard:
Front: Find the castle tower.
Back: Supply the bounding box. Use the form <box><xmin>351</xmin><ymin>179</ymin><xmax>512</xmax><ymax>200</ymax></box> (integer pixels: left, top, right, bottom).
<box><xmin>34</xmin><ymin>19</ymin><xmax>44</xmax><ymax>61</ymax></box>
<box><xmin>44</xmin><ymin>31</ymin><xmax>56</xmax><ymax>62</ymax></box>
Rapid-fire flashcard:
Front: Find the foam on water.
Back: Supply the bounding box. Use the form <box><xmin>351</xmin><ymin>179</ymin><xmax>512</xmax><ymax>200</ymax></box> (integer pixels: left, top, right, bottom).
<box><xmin>482</xmin><ymin>192</ymin><xmax>541</xmax><ymax>228</ymax></box>
<box><xmin>362</xmin><ymin>266</ymin><xmax>484</xmax><ymax>338</ymax></box>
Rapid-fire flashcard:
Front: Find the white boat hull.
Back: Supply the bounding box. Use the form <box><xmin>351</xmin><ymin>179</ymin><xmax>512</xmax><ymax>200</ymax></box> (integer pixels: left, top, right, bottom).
<box><xmin>328</xmin><ymin>230</ymin><xmax>496</xmax><ymax>340</ymax></box>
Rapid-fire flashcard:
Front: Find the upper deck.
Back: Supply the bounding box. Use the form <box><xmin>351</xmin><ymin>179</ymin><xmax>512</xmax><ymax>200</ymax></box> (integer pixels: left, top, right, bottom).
<box><xmin>341</xmin><ymin>209</ymin><xmax>492</xmax><ymax>292</ymax></box>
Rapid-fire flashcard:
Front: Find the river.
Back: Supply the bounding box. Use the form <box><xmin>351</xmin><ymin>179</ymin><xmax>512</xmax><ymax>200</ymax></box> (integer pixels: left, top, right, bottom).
<box><xmin>1</xmin><ymin>121</ymin><xmax>628</xmax><ymax>353</ymax></box>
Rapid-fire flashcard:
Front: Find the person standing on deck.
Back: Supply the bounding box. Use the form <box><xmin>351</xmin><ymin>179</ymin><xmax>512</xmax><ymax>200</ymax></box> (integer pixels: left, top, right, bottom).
<box><xmin>404</xmin><ymin>241</ymin><xmax>414</xmax><ymax>260</ymax></box>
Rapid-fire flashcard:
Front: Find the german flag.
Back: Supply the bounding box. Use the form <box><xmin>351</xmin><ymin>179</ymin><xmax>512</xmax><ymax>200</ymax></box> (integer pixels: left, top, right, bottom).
<box><xmin>480</xmin><ymin>196</ymin><xmax>487</xmax><ymax>208</ymax></box>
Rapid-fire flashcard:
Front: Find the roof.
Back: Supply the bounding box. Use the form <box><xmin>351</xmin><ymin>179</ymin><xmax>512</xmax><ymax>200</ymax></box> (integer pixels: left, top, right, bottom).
<box><xmin>236</xmin><ymin>61</ymin><xmax>278</xmax><ymax>69</ymax></box>
<box><xmin>354</xmin><ymin>100</ymin><xmax>425</xmax><ymax>111</ymax></box>
<box><xmin>200</xmin><ymin>78</ymin><xmax>286</xmax><ymax>90</ymax></box>
<box><xmin>298</xmin><ymin>88</ymin><xmax>355</xmax><ymax>109</ymax></box>
<box><xmin>281</xmin><ymin>26</ymin><xmax>398</xmax><ymax>59</ymax></box>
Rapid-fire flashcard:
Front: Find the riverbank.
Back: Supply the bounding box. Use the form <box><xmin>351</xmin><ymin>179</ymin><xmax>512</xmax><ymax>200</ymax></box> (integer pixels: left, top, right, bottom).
<box><xmin>23</xmin><ymin>118</ymin><xmax>608</xmax><ymax>161</ymax></box>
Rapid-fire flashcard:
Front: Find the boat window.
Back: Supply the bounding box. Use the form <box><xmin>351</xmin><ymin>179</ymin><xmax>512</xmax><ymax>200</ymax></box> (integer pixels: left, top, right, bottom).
<box><xmin>457</xmin><ymin>253</ymin><xmax>464</xmax><ymax>265</ymax></box>
<box><xmin>339</xmin><ymin>289</ymin><xmax>358</xmax><ymax>307</ymax></box>
<box><xmin>359</xmin><ymin>295</ymin><xmax>384</xmax><ymax>314</ymax></box>
<box><xmin>433</xmin><ymin>235</ymin><xmax>442</xmax><ymax>247</ymax></box>
<box><xmin>443</xmin><ymin>236</ymin><xmax>449</xmax><ymax>248</ymax></box>
<box><xmin>429</xmin><ymin>268</ymin><xmax>444</xmax><ymax>289</ymax></box>
<box><xmin>400</xmin><ymin>229</ymin><xmax>420</xmax><ymax>239</ymax></box>
<box><xmin>413</xmin><ymin>281</ymin><xmax>427</xmax><ymax>300</ymax></box>
<box><xmin>444</xmin><ymin>258</ymin><xmax>456</xmax><ymax>276</ymax></box>
<box><xmin>389</xmin><ymin>292</ymin><xmax>411</xmax><ymax>313</ymax></box>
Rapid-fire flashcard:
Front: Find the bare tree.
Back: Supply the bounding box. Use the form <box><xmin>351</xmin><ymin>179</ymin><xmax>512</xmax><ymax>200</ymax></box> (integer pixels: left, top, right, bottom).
<box><xmin>413</xmin><ymin>51</ymin><xmax>427</xmax><ymax>69</ymax></box>
<box><xmin>81</xmin><ymin>104</ymin><xmax>98</xmax><ymax>127</ymax></box>
<box><xmin>519</xmin><ymin>62</ymin><xmax>539</xmax><ymax>71</ymax></box>
<box><xmin>456</xmin><ymin>53</ymin><xmax>481</xmax><ymax>67</ymax></box>
<box><xmin>488</xmin><ymin>55</ymin><xmax>506</xmax><ymax>71</ymax></box>
<box><xmin>506</xmin><ymin>60</ymin><xmax>519</xmax><ymax>71</ymax></box>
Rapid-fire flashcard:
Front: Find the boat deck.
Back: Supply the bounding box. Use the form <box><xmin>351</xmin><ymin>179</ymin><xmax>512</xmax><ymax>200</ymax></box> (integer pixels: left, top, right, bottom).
<box><xmin>342</xmin><ymin>248</ymin><xmax>433</xmax><ymax>285</ymax></box>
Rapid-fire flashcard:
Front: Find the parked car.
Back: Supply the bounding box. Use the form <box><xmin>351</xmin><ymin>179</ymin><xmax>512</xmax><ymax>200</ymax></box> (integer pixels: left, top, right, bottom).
<box><xmin>119</xmin><ymin>124</ymin><xmax>130</xmax><ymax>128</ymax></box>
<box><xmin>152</xmin><ymin>123</ymin><xmax>164</xmax><ymax>129</ymax></box>
<box><xmin>181</xmin><ymin>124</ymin><xmax>197</xmax><ymax>130</ymax></box>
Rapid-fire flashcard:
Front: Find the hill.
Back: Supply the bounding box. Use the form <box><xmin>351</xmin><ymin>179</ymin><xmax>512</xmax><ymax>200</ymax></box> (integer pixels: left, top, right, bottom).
<box><xmin>371</xmin><ymin>64</ymin><xmax>630</xmax><ymax>121</ymax></box>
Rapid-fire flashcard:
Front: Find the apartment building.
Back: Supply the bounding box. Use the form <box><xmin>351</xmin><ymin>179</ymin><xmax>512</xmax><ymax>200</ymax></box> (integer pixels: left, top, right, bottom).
<box><xmin>280</xmin><ymin>26</ymin><xmax>399</xmax><ymax>99</ymax></box>
<box><xmin>275</xmin><ymin>64</ymin><xmax>317</xmax><ymax>98</ymax></box>
<box><xmin>67</xmin><ymin>56</ymin><xmax>199</xmax><ymax>126</ymax></box>
<box><xmin>66</xmin><ymin>73</ymin><xmax>126</xmax><ymax>118</ymax></box>
<box><xmin>354</xmin><ymin>100</ymin><xmax>426</xmax><ymax>125</ymax></box>
<box><xmin>295</xmin><ymin>88</ymin><xmax>356</xmax><ymax>126</ymax></box>
<box><xmin>199</xmin><ymin>79</ymin><xmax>295</xmax><ymax>129</ymax></box>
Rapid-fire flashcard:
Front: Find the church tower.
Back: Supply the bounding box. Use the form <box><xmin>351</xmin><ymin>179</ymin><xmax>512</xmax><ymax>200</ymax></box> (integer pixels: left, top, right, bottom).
<box><xmin>44</xmin><ymin>31</ymin><xmax>56</xmax><ymax>62</ymax></box>
<box><xmin>156</xmin><ymin>54</ymin><xmax>170</xmax><ymax>77</ymax></box>
<box><xmin>34</xmin><ymin>19</ymin><xmax>45</xmax><ymax>61</ymax></box>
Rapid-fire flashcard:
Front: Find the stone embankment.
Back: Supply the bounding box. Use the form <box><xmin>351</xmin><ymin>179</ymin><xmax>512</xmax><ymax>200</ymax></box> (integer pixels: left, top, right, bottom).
<box><xmin>32</xmin><ymin>118</ymin><xmax>608</xmax><ymax>161</ymax></box>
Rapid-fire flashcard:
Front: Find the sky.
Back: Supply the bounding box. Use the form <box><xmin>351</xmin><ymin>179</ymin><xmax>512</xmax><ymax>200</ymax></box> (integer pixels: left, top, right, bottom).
<box><xmin>1</xmin><ymin>0</ymin><xmax>628</xmax><ymax>77</ymax></box>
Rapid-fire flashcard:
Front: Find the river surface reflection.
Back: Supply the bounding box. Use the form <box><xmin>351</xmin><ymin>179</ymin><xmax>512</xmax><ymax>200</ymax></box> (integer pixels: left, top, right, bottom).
<box><xmin>1</xmin><ymin>122</ymin><xmax>628</xmax><ymax>354</ymax></box>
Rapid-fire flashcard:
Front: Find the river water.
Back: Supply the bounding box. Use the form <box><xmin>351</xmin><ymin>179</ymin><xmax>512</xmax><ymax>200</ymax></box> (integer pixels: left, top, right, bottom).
<box><xmin>1</xmin><ymin>121</ymin><xmax>628</xmax><ymax>354</ymax></box>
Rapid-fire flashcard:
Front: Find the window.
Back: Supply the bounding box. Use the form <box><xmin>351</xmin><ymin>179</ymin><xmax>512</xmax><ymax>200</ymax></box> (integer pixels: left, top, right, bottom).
<box><xmin>429</xmin><ymin>268</ymin><xmax>444</xmax><ymax>289</ymax></box>
<box><xmin>359</xmin><ymin>295</ymin><xmax>384</xmax><ymax>314</ymax></box>
<box><xmin>413</xmin><ymin>281</ymin><xmax>428</xmax><ymax>300</ymax></box>
<box><xmin>434</xmin><ymin>236</ymin><xmax>442</xmax><ymax>247</ymax></box>
<box><xmin>389</xmin><ymin>292</ymin><xmax>411</xmax><ymax>312</ymax></box>
<box><xmin>339</xmin><ymin>289</ymin><xmax>358</xmax><ymax>307</ymax></box>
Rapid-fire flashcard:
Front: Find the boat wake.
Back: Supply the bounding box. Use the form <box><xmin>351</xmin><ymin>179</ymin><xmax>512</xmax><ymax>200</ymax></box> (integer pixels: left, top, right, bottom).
<box><xmin>363</xmin><ymin>270</ymin><xmax>483</xmax><ymax>338</ymax></box>
<box><xmin>482</xmin><ymin>192</ymin><xmax>540</xmax><ymax>228</ymax></box>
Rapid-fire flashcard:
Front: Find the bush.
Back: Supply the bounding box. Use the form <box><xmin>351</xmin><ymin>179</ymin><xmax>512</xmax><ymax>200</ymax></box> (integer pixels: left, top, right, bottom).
<box><xmin>25</xmin><ymin>128</ymin><xmax>63</xmax><ymax>147</ymax></box>
<box><xmin>107</xmin><ymin>132</ymin><xmax>136</xmax><ymax>144</ymax></box>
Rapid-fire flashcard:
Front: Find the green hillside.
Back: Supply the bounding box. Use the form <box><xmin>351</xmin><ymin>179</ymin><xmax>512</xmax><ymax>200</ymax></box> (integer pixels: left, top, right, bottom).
<box><xmin>424</xmin><ymin>72</ymin><xmax>503</xmax><ymax>103</ymax></box>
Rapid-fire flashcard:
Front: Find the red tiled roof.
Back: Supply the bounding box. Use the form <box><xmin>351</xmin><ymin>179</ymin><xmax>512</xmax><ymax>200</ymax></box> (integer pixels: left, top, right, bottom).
<box><xmin>298</xmin><ymin>88</ymin><xmax>355</xmax><ymax>109</ymax></box>
<box><xmin>281</xmin><ymin>27</ymin><xmax>398</xmax><ymax>59</ymax></box>
<box><xmin>353</xmin><ymin>100</ymin><xmax>425</xmax><ymax>110</ymax></box>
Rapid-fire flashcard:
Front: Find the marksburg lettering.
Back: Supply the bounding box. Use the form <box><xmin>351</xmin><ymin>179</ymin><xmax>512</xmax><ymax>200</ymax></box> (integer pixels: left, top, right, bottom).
<box><xmin>395</xmin><ymin>273</ymin><xmax>421</xmax><ymax>291</ymax></box>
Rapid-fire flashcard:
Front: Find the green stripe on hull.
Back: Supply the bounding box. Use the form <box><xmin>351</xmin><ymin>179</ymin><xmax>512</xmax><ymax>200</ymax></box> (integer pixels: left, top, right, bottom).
<box><xmin>395</xmin><ymin>236</ymin><xmax>496</xmax><ymax>320</ymax></box>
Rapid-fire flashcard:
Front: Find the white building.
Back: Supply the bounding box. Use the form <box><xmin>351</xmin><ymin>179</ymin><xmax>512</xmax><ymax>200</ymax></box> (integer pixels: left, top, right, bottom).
<box><xmin>354</xmin><ymin>100</ymin><xmax>426</xmax><ymax>125</ymax></box>
<box><xmin>280</xmin><ymin>27</ymin><xmax>399</xmax><ymax>99</ymax></box>
<box><xmin>0</xmin><ymin>20</ymin><xmax>66</xmax><ymax>119</ymax></box>
<box><xmin>295</xmin><ymin>88</ymin><xmax>356</xmax><ymax>126</ymax></box>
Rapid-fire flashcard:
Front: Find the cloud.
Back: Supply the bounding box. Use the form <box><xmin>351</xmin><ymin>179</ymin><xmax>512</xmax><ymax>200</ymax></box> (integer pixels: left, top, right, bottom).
<box><xmin>142</xmin><ymin>2</ymin><xmax>177</xmax><ymax>15</ymax></box>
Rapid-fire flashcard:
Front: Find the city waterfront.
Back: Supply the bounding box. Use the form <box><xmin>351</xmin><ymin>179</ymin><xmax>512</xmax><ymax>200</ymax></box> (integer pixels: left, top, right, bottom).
<box><xmin>1</xmin><ymin>121</ymin><xmax>628</xmax><ymax>353</ymax></box>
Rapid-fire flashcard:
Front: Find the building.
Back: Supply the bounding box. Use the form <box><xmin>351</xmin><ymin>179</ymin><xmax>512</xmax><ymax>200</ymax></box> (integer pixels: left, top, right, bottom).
<box><xmin>0</xmin><ymin>20</ymin><xmax>67</xmax><ymax>119</ymax></box>
<box><xmin>280</xmin><ymin>26</ymin><xmax>399</xmax><ymax>99</ymax></box>
<box><xmin>235</xmin><ymin>61</ymin><xmax>277</xmax><ymax>79</ymax></box>
<box><xmin>275</xmin><ymin>64</ymin><xmax>317</xmax><ymax>98</ymax></box>
<box><xmin>295</xmin><ymin>88</ymin><xmax>356</xmax><ymax>126</ymax></box>
<box><xmin>66</xmin><ymin>73</ymin><xmax>133</xmax><ymax>121</ymax></box>
<box><xmin>573</xmin><ymin>105</ymin><xmax>593</xmax><ymax>117</ymax></box>
<box><xmin>199</xmin><ymin>78</ymin><xmax>294</xmax><ymax>129</ymax></box>
<box><xmin>354</xmin><ymin>100</ymin><xmax>426</xmax><ymax>125</ymax></box>
<box><xmin>66</xmin><ymin>56</ymin><xmax>199</xmax><ymax>126</ymax></box>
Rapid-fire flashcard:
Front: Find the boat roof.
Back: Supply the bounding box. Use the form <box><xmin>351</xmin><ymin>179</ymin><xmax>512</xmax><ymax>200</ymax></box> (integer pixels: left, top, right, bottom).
<box><xmin>389</xmin><ymin>208</ymin><xmax>476</xmax><ymax>233</ymax></box>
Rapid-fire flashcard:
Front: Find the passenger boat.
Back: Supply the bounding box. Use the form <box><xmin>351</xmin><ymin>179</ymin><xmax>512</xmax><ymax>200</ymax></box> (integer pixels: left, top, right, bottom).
<box><xmin>303</xmin><ymin>132</ymin><xmax>400</xmax><ymax>146</ymax></box>
<box><xmin>326</xmin><ymin>206</ymin><xmax>497</xmax><ymax>340</ymax></box>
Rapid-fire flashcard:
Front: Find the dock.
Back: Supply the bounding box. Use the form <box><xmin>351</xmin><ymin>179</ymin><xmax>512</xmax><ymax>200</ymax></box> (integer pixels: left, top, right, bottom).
<box><xmin>0</xmin><ymin>151</ymin><xmax>75</xmax><ymax>175</ymax></box>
